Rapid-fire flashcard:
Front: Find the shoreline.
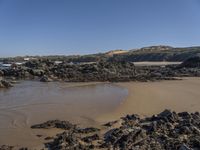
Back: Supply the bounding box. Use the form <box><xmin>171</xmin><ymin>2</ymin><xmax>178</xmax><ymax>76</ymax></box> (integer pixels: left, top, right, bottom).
<box><xmin>97</xmin><ymin>77</ymin><xmax>200</xmax><ymax>123</ymax></box>
<box><xmin>1</xmin><ymin>77</ymin><xmax>200</xmax><ymax>149</ymax></box>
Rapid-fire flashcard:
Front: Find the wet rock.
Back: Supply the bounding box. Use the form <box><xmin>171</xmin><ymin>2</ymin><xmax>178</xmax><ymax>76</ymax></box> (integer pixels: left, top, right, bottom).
<box><xmin>31</xmin><ymin>120</ymin><xmax>76</xmax><ymax>130</ymax></box>
<box><xmin>157</xmin><ymin>109</ymin><xmax>178</xmax><ymax>123</ymax></box>
<box><xmin>2</xmin><ymin>58</ymin><xmax>200</xmax><ymax>82</ymax></box>
<box><xmin>102</xmin><ymin>127</ymin><xmax>147</xmax><ymax>149</ymax></box>
<box><xmin>40</xmin><ymin>75</ymin><xmax>52</xmax><ymax>82</ymax></box>
<box><xmin>125</xmin><ymin>114</ymin><xmax>140</xmax><ymax>121</ymax></box>
<box><xmin>179</xmin><ymin>56</ymin><xmax>200</xmax><ymax>68</ymax></box>
<box><xmin>30</xmin><ymin>110</ymin><xmax>200</xmax><ymax>150</ymax></box>
<box><xmin>45</xmin><ymin>131</ymin><xmax>88</xmax><ymax>150</ymax></box>
<box><xmin>103</xmin><ymin>120</ymin><xmax>118</xmax><ymax>127</ymax></box>
<box><xmin>77</xmin><ymin>127</ymin><xmax>100</xmax><ymax>134</ymax></box>
<box><xmin>178</xmin><ymin>143</ymin><xmax>191</xmax><ymax>150</ymax></box>
<box><xmin>44</xmin><ymin>136</ymin><xmax>54</xmax><ymax>140</ymax></box>
<box><xmin>82</xmin><ymin>134</ymin><xmax>100</xmax><ymax>143</ymax></box>
<box><xmin>0</xmin><ymin>145</ymin><xmax>13</xmax><ymax>150</ymax></box>
<box><xmin>29</xmin><ymin>69</ymin><xmax>44</xmax><ymax>76</ymax></box>
<box><xmin>0</xmin><ymin>79</ymin><xmax>13</xmax><ymax>88</ymax></box>
<box><xmin>178</xmin><ymin>112</ymin><xmax>191</xmax><ymax>119</ymax></box>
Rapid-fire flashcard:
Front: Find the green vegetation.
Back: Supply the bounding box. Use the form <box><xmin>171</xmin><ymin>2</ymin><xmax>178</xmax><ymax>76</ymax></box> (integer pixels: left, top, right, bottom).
<box><xmin>1</xmin><ymin>46</ymin><xmax>200</xmax><ymax>63</ymax></box>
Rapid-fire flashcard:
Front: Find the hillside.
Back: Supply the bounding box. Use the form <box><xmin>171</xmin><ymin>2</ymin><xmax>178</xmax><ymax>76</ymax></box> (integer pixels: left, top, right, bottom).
<box><xmin>1</xmin><ymin>46</ymin><xmax>200</xmax><ymax>63</ymax></box>
<box><xmin>109</xmin><ymin>46</ymin><xmax>200</xmax><ymax>62</ymax></box>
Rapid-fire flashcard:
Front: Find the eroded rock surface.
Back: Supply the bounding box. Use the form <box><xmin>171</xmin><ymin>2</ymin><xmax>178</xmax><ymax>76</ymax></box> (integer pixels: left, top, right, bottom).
<box><xmin>28</xmin><ymin>110</ymin><xmax>200</xmax><ymax>150</ymax></box>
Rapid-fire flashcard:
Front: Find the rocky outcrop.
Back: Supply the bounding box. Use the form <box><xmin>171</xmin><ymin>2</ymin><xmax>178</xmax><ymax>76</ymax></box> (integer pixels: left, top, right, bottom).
<box><xmin>179</xmin><ymin>56</ymin><xmax>200</xmax><ymax>68</ymax></box>
<box><xmin>1</xmin><ymin>56</ymin><xmax>200</xmax><ymax>83</ymax></box>
<box><xmin>31</xmin><ymin>120</ymin><xmax>76</xmax><ymax>130</ymax></box>
<box><xmin>101</xmin><ymin>110</ymin><xmax>200</xmax><ymax>150</ymax></box>
<box><xmin>29</xmin><ymin>110</ymin><xmax>200</xmax><ymax>150</ymax></box>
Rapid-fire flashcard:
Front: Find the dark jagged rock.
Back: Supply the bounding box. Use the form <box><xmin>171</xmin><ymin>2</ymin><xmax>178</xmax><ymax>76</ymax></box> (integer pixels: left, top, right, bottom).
<box><xmin>0</xmin><ymin>145</ymin><xmax>13</xmax><ymax>150</ymax></box>
<box><xmin>77</xmin><ymin>127</ymin><xmax>100</xmax><ymax>134</ymax></box>
<box><xmin>179</xmin><ymin>56</ymin><xmax>200</xmax><ymax>68</ymax></box>
<box><xmin>103</xmin><ymin>120</ymin><xmax>118</xmax><ymax>127</ymax></box>
<box><xmin>30</xmin><ymin>110</ymin><xmax>200</xmax><ymax>150</ymax></box>
<box><xmin>0</xmin><ymin>79</ymin><xmax>13</xmax><ymax>88</ymax></box>
<box><xmin>45</xmin><ymin>131</ymin><xmax>91</xmax><ymax>150</ymax></box>
<box><xmin>29</xmin><ymin>69</ymin><xmax>44</xmax><ymax>77</ymax></box>
<box><xmin>1</xmin><ymin>57</ymin><xmax>200</xmax><ymax>82</ymax></box>
<box><xmin>82</xmin><ymin>134</ymin><xmax>100</xmax><ymax>143</ymax></box>
<box><xmin>101</xmin><ymin>110</ymin><xmax>200</xmax><ymax>150</ymax></box>
<box><xmin>40</xmin><ymin>75</ymin><xmax>52</xmax><ymax>82</ymax></box>
<box><xmin>31</xmin><ymin>120</ymin><xmax>76</xmax><ymax>130</ymax></box>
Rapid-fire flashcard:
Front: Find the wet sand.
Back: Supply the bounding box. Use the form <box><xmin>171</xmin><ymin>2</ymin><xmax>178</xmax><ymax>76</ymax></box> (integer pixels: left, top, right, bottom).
<box><xmin>98</xmin><ymin>77</ymin><xmax>200</xmax><ymax>122</ymax></box>
<box><xmin>0</xmin><ymin>81</ymin><xmax>128</xmax><ymax>148</ymax></box>
<box><xmin>1</xmin><ymin>78</ymin><xmax>200</xmax><ymax>148</ymax></box>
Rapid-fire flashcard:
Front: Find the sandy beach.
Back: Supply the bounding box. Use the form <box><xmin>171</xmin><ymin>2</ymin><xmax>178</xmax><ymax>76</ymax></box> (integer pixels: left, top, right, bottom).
<box><xmin>1</xmin><ymin>77</ymin><xmax>200</xmax><ymax>148</ymax></box>
<box><xmin>0</xmin><ymin>81</ymin><xmax>127</xmax><ymax>148</ymax></box>
<box><xmin>98</xmin><ymin>77</ymin><xmax>200</xmax><ymax>122</ymax></box>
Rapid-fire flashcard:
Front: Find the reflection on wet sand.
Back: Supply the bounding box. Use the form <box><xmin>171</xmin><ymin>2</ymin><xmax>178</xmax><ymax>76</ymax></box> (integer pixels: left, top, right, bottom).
<box><xmin>0</xmin><ymin>81</ymin><xmax>128</xmax><ymax>148</ymax></box>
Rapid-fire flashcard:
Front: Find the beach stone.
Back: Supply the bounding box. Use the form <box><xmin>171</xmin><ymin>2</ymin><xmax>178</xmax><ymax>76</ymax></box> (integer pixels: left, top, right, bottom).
<box><xmin>77</xmin><ymin>127</ymin><xmax>100</xmax><ymax>134</ymax></box>
<box><xmin>31</xmin><ymin>120</ymin><xmax>76</xmax><ymax>130</ymax></box>
<box><xmin>45</xmin><ymin>131</ymin><xmax>89</xmax><ymax>150</ymax></box>
<box><xmin>178</xmin><ymin>144</ymin><xmax>191</xmax><ymax>150</ymax></box>
<box><xmin>0</xmin><ymin>79</ymin><xmax>13</xmax><ymax>88</ymax></box>
<box><xmin>103</xmin><ymin>120</ymin><xmax>118</xmax><ymax>127</ymax></box>
<box><xmin>82</xmin><ymin>134</ymin><xmax>100</xmax><ymax>143</ymax></box>
<box><xmin>40</xmin><ymin>75</ymin><xmax>52</xmax><ymax>82</ymax></box>
<box><xmin>0</xmin><ymin>145</ymin><xmax>13</xmax><ymax>150</ymax></box>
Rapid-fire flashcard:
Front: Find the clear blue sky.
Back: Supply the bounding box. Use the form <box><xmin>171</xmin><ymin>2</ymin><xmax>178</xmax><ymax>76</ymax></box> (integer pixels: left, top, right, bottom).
<box><xmin>0</xmin><ymin>0</ymin><xmax>200</xmax><ymax>57</ymax></box>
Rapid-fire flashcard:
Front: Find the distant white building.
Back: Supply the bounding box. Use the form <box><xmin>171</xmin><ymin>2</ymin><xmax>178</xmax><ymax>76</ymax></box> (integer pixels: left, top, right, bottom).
<box><xmin>15</xmin><ymin>62</ymin><xmax>24</xmax><ymax>65</ymax></box>
<box><xmin>54</xmin><ymin>61</ymin><xmax>63</xmax><ymax>64</ymax></box>
<box><xmin>24</xmin><ymin>58</ymin><xmax>30</xmax><ymax>61</ymax></box>
<box><xmin>24</xmin><ymin>57</ymin><xmax>37</xmax><ymax>61</ymax></box>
